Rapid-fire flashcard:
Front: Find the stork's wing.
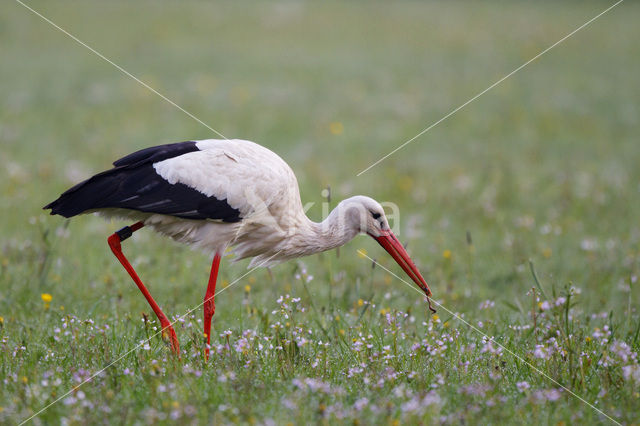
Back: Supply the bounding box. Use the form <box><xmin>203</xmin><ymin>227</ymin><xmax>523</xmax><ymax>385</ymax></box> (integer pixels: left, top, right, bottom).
<box><xmin>152</xmin><ymin>139</ymin><xmax>301</xmax><ymax>220</ymax></box>
<box><xmin>44</xmin><ymin>141</ymin><xmax>242</xmax><ymax>221</ymax></box>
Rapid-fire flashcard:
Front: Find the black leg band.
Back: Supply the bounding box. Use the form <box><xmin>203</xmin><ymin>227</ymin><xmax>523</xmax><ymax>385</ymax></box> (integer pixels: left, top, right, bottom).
<box><xmin>115</xmin><ymin>226</ymin><xmax>134</xmax><ymax>241</ymax></box>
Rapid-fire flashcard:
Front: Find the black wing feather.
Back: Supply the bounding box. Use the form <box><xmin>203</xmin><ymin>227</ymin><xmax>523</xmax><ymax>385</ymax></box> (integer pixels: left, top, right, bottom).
<box><xmin>112</xmin><ymin>141</ymin><xmax>199</xmax><ymax>168</ymax></box>
<box><xmin>44</xmin><ymin>142</ymin><xmax>242</xmax><ymax>222</ymax></box>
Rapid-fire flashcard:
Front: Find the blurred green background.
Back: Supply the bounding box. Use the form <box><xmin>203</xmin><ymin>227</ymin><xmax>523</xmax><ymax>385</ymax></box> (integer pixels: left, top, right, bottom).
<box><xmin>1</xmin><ymin>1</ymin><xmax>639</xmax><ymax>424</ymax></box>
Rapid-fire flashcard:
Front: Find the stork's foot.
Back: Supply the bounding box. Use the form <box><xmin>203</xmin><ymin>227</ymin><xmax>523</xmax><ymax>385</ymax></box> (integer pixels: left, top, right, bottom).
<box><xmin>203</xmin><ymin>298</ymin><xmax>215</xmax><ymax>360</ymax></box>
<box><xmin>159</xmin><ymin>319</ymin><xmax>180</xmax><ymax>355</ymax></box>
<box><xmin>153</xmin><ymin>309</ymin><xmax>180</xmax><ymax>356</ymax></box>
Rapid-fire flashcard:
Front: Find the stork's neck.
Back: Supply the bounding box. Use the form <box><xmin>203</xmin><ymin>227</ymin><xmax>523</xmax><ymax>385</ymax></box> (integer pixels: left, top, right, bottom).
<box><xmin>292</xmin><ymin>206</ymin><xmax>360</xmax><ymax>256</ymax></box>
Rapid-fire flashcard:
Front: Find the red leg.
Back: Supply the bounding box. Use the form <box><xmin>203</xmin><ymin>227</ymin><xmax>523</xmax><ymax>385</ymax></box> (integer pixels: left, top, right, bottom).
<box><xmin>107</xmin><ymin>222</ymin><xmax>180</xmax><ymax>356</ymax></box>
<box><xmin>203</xmin><ymin>253</ymin><xmax>221</xmax><ymax>360</ymax></box>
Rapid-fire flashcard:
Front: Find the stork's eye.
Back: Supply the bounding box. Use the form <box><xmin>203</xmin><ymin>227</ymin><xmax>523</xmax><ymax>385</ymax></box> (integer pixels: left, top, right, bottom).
<box><xmin>371</xmin><ymin>211</ymin><xmax>381</xmax><ymax>220</ymax></box>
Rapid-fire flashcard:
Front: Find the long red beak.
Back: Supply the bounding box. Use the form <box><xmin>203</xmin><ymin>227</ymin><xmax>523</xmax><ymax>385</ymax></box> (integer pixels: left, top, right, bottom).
<box><xmin>371</xmin><ymin>231</ymin><xmax>436</xmax><ymax>313</ymax></box>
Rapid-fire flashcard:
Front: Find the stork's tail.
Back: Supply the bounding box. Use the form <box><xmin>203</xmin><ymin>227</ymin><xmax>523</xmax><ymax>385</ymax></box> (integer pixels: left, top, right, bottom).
<box><xmin>43</xmin><ymin>169</ymin><xmax>120</xmax><ymax>218</ymax></box>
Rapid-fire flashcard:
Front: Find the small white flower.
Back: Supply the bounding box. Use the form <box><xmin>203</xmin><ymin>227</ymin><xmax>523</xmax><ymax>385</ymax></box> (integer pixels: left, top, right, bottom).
<box><xmin>622</xmin><ymin>365</ymin><xmax>640</xmax><ymax>385</ymax></box>
<box><xmin>545</xmin><ymin>389</ymin><xmax>562</xmax><ymax>401</ymax></box>
<box><xmin>478</xmin><ymin>300</ymin><xmax>495</xmax><ymax>310</ymax></box>
<box><xmin>533</xmin><ymin>345</ymin><xmax>550</xmax><ymax>360</ymax></box>
<box><xmin>353</xmin><ymin>397</ymin><xmax>369</xmax><ymax>411</ymax></box>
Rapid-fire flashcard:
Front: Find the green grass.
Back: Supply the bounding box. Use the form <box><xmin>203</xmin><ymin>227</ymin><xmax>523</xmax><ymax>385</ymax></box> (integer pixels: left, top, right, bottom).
<box><xmin>1</xmin><ymin>0</ymin><xmax>640</xmax><ymax>424</ymax></box>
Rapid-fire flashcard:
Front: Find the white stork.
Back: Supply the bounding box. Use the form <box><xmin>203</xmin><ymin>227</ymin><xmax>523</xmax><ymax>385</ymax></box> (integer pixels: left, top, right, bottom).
<box><xmin>45</xmin><ymin>139</ymin><xmax>434</xmax><ymax>357</ymax></box>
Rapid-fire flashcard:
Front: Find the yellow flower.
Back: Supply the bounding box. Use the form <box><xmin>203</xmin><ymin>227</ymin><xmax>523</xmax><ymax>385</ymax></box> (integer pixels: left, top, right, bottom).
<box><xmin>357</xmin><ymin>249</ymin><xmax>367</xmax><ymax>259</ymax></box>
<box><xmin>339</xmin><ymin>329</ymin><xmax>345</xmax><ymax>336</ymax></box>
<box><xmin>443</xmin><ymin>250</ymin><xmax>452</xmax><ymax>260</ymax></box>
<box><xmin>0</xmin><ymin>316</ymin><xmax>4</xmax><ymax>325</ymax></box>
<box><xmin>398</xmin><ymin>176</ymin><xmax>414</xmax><ymax>192</ymax></box>
<box><xmin>329</xmin><ymin>122</ymin><xmax>344</xmax><ymax>135</ymax></box>
<box><xmin>431</xmin><ymin>314</ymin><xmax>440</xmax><ymax>322</ymax></box>
<box><xmin>41</xmin><ymin>293</ymin><xmax>52</xmax><ymax>303</ymax></box>
<box><xmin>357</xmin><ymin>299</ymin><xmax>364</xmax><ymax>307</ymax></box>
<box><xmin>542</xmin><ymin>248</ymin><xmax>552</xmax><ymax>258</ymax></box>
<box><xmin>244</xmin><ymin>285</ymin><xmax>251</xmax><ymax>293</ymax></box>
<box><xmin>21</xmin><ymin>376</ymin><xmax>28</xmax><ymax>384</ymax></box>
<box><xmin>334</xmin><ymin>315</ymin><xmax>340</xmax><ymax>321</ymax></box>
<box><xmin>585</xmin><ymin>336</ymin><xmax>592</xmax><ymax>343</ymax></box>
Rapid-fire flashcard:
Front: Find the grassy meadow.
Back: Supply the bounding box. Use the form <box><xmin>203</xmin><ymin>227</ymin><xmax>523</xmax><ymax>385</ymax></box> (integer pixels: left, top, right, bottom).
<box><xmin>1</xmin><ymin>1</ymin><xmax>640</xmax><ymax>424</ymax></box>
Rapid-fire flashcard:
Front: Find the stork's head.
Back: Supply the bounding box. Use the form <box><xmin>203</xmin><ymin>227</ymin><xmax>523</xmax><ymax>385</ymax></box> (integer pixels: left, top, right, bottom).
<box><xmin>335</xmin><ymin>195</ymin><xmax>390</xmax><ymax>237</ymax></box>
<box><xmin>335</xmin><ymin>196</ymin><xmax>435</xmax><ymax>312</ymax></box>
